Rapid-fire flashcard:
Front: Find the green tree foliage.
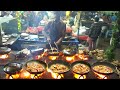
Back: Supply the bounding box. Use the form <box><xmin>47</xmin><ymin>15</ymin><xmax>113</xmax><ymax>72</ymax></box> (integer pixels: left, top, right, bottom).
<box><xmin>105</xmin><ymin>11</ymin><xmax>120</xmax><ymax>62</ymax></box>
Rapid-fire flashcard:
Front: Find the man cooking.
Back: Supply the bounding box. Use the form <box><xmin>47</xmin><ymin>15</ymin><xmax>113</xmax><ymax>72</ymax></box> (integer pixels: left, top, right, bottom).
<box><xmin>42</xmin><ymin>11</ymin><xmax>66</xmax><ymax>50</ymax></box>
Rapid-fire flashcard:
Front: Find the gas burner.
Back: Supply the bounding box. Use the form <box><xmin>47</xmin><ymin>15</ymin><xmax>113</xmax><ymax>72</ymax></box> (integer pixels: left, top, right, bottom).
<box><xmin>24</xmin><ymin>60</ymin><xmax>47</xmax><ymax>79</ymax></box>
<box><xmin>35</xmin><ymin>55</ymin><xmax>43</xmax><ymax>60</ymax></box>
<box><xmin>47</xmin><ymin>60</ymin><xmax>71</xmax><ymax>79</ymax></box>
<box><xmin>34</xmin><ymin>52</ymin><xmax>46</xmax><ymax>60</ymax></box>
<box><xmin>19</xmin><ymin>69</ymin><xmax>44</xmax><ymax>79</ymax></box>
<box><xmin>30</xmin><ymin>73</ymin><xmax>44</xmax><ymax>79</ymax></box>
<box><xmin>19</xmin><ymin>69</ymin><xmax>31</xmax><ymax>79</ymax></box>
<box><xmin>93</xmin><ymin>71</ymin><xmax>109</xmax><ymax>79</ymax></box>
<box><xmin>71</xmin><ymin>61</ymin><xmax>91</xmax><ymax>79</ymax></box>
<box><xmin>64</xmin><ymin>56</ymin><xmax>74</xmax><ymax>62</ymax></box>
<box><xmin>3</xmin><ymin>62</ymin><xmax>22</xmax><ymax>79</ymax></box>
<box><xmin>47</xmin><ymin>69</ymin><xmax>64</xmax><ymax>79</ymax></box>
<box><xmin>48</xmin><ymin>56</ymin><xmax>59</xmax><ymax>60</ymax></box>
<box><xmin>6</xmin><ymin>73</ymin><xmax>20</xmax><ymax>79</ymax></box>
<box><xmin>76</xmin><ymin>54</ymin><xmax>89</xmax><ymax>61</ymax></box>
<box><xmin>73</xmin><ymin>73</ymin><xmax>87</xmax><ymax>79</ymax></box>
<box><xmin>91</xmin><ymin>61</ymin><xmax>116</xmax><ymax>79</ymax></box>
<box><xmin>0</xmin><ymin>53</ymin><xmax>9</xmax><ymax>60</ymax></box>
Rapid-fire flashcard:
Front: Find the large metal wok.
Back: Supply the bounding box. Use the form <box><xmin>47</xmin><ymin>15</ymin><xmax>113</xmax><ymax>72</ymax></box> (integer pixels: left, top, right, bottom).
<box><xmin>62</xmin><ymin>48</ymin><xmax>76</xmax><ymax>56</ymax></box>
<box><xmin>24</xmin><ymin>60</ymin><xmax>47</xmax><ymax>74</ymax></box>
<box><xmin>47</xmin><ymin>42</ymin><xmax>59</xmax><ymax>56</ymax></box>
<box><xmin>71</xmin><ymin>61</ymin><xmax>91</xmax><ymax>75</ymax></box>
<box><xmin>3</xmin><ymin>62</ymin><xmax>22</xmax><ymax>75</ymax></box>
<box><xmin>48</xmin><ymin>60</ymin><xmax>71</xmax><ymax>74</ymax></box>
<box><xmin>91</xmin><ymin>61</ymin><xmax>116</xmax><ymax>75</ymax></box>
<box><xmin>47</xmin><ymin>49</ymin><xmax>59</xmax><ymax>56</ymax></box>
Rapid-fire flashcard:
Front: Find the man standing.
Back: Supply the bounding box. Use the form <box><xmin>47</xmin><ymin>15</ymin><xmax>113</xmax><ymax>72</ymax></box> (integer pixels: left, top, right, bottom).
<box><xmin>87</xmin><ymin>17</ymin><xmax>102</xmax><ymax>50</ymax></box>
<box><xmin>42</xmin><ymin>11</ymin><xmax>66</xmax><ymax>50</ymax></box>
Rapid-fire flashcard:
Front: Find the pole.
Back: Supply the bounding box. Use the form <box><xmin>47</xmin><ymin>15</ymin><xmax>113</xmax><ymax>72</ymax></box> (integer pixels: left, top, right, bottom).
<box><xmin>0</xmin><ymin>24</ymin><xmax>2</xmax><ymax>45</ymax></box>
<box><xmin>77</xmin><ymin>11</ymin><xmax>81</xmax><ymax>51</ymax></box>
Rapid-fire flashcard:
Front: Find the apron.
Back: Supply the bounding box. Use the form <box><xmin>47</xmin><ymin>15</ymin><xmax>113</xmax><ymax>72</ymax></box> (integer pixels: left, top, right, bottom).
<box><xmin>49</xmin><ymin>21</ymin><xmax>61</xmax><ymax>44</ymax></box>
<box><xmin>46</xmin><ymin>21</ymin><xmax>62</xmax><ymax>50</ymax></box>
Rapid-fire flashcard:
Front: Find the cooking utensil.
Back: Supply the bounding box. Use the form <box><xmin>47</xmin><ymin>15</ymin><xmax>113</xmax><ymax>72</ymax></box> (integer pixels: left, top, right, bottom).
<box><xmin>0</xmin><ymin>46</ymin><xmax>11</xmax><ymax>54</ymax></box>
<box><xmin>62</xmin><ymin>48</ymin><xmax>76</xmax><ymax>56</ymax></box>
<box><xmin>71</xmin><ymin>61</ymin><xmax>91</xmax><ymax>75</ymax></box>
<box><xmin>30</xmin><ymin>48</ymin><xmax>44</xmax><ymax>55</ymax></box>
<box><xmin>64</xmin><ymin>36</ymin><xmax>72</xmax><ymax>41</ymax></box>
<box><xmin>91</xmin><ymin>61</ymin><xmax>116</xmax><ymax>75</ymax></box>
<box><xmin>48</xmin><ymin>60</ymin><xmax>71</xmax><ymax>74</ymax></box>
<box><xmin>3</xmin><ymin>62</ymin><xmax>22</xmax><ymax>75</ymax></box>
<box><xmin>47</xmin><ymin>42</ymin><xmax>59</xmax><ymax>56</ymax></box>
<box><xmin>24</xmin><ymin>60</ymin><xmax>47</xmax><ymax>74</ymax></box>
<box><xmin>48</xmin><ymin>41</ymin><xmax>53</xmax><ymax>53</ymax></box>
<box><xmin>54</xmin><ymin>42</ymin><xmax>59</xmax><ymax>52</ymax></box>
<box><xmin>11</xmin><ymin>33</ymin><xmax>18</xmax><ymax>38</ymax></box>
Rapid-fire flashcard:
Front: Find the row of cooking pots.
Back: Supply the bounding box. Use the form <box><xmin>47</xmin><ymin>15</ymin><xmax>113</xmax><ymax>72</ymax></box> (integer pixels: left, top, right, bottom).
<box><xmin>3</xmin><ymin>60</ymin><xmax>116</xmax><ymax>76</ymax></box>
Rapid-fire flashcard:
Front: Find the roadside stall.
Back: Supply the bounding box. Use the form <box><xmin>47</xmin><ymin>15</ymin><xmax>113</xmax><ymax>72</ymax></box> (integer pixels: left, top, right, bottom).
<box><xmin>0</xmin><ymin>11</ymin><xmax>119</xmax><ymax>79</ymax></box>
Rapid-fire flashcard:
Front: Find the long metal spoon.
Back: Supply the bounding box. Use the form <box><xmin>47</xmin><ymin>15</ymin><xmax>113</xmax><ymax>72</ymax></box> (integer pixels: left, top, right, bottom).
<box><xmin>54</xmin><ymin>42</ymin><xmax>59</xmax><ymax>52</ymax></box>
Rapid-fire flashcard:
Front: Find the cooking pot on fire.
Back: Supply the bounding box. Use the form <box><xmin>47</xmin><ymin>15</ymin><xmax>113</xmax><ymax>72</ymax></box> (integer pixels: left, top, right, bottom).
<box><xmin>48</xmin><ymin>60</ymin><xmax>71</xmax><ymax>74</ymax></box>
<box><xmin>71</xmin><ymin>61</ymin><xmax>91</xmax><ymax>75</ymax></box>
<box><xmin>62</xmin><ymin>48</ymin><xmax>76</xmax><ymax>56</ymax></box>
<box><xmin>91</xmin><ymin>61</ymin><xmax>116</xmax><ymax>75</ymax></box>
<box><xmin>24</xmin><ymin>60</ymin><xmax>47</xmax><ymax>74</ymax></box>
<box><xmin>3</xmin><ymin>62</ymin><xmax>22</xmax><ymax>75</ymax></box>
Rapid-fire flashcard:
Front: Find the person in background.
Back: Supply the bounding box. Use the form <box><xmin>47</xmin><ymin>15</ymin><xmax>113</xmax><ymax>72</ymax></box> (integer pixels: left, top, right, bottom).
<box><xmin>110</xmin><ymin>13</ymin><xmax>117</xmax><ymax>23</ymax></box>
<box><xmin>87</xmin><ymin>17</ymin><xmax>102</xmax><ymax>51</ymax></box>
<box><xmin>21</xmin><ymin>11</ymin><xmax>29</xmax><ymax>31</ymax></box>
<box><xmin>27</xmin><ymin>11</ymin><xmax>35</xmax><ymax>27</ymax></box>
<box><xmin>39</xmin><ymin>13</ymin><xmax>49</xmax><ymax>26</ymax></box>
<box><xmin>0</xmin><ymin>11</ymin><xmax>6</xmax><ymax>17</ymax></box>
<box><xmin>66</xmin><ymin>11</ymin><xmax>71</xmax><ymax>20</ymax></box>
<box><xmin>42</xmin><ymin>11</ymin><xmax>66</xmax><ymax>50</ymax></box>
<box><xmin>3</xmin><ymin>11</ymin><xmax>13</xmax><ymax>18</ymax></box>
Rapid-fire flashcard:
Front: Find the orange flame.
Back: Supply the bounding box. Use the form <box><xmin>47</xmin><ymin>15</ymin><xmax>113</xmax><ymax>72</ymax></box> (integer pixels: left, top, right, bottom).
<box><xmin>47</xmin><ymin>68</ymin><xmax>64</xmax><ymax>79</ymax></box>
<box><xmin>93</xmin><ymin>72</ymin><xmax>108</xmax><ymax>79</ymax></box>
<box><xmin>35</xmin><ymin>53</ymin><xmax>45</xmax><ymax>60</ymax></box>
<box><xmin>65</xmin><ymin>56</ymin><xmax>74</xmax><ymax>62</ymax></box>
<box><xmin>78</xmin><ymin>54</ymin><xmax>88</xmax><ymax>60</ymax></box>
<box><xmin>0</xmin><ymin>54</ymin><xmax>9</xmax><ymax>59</ymax></box>
<box><xmin>48</xmin><ymin>56</ymin><xmax>58</xmax><ymax>60</ymax></box>
<box><xmin>73</xmin><ymin>73</ymin><xmax>87</xmax><ymax>79</ymax></box>
<box><xmin>19</xmin><ymin>69</ymin><xmax>44</xmax><ymax>79</ymax></box>
<box><xmin>30</xmin><ymin>73</ymin><xmax>44</xmax><ymax>79</ymax></box>
<box><xmin>6</xmin><ymin>73</ymin><xmax>20</xmax><ymax>79</ymax></box>
<box><xmin>19</xmin><ymin>69</ymin><xmax>31</xmax><ymax>79</ymax></box>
